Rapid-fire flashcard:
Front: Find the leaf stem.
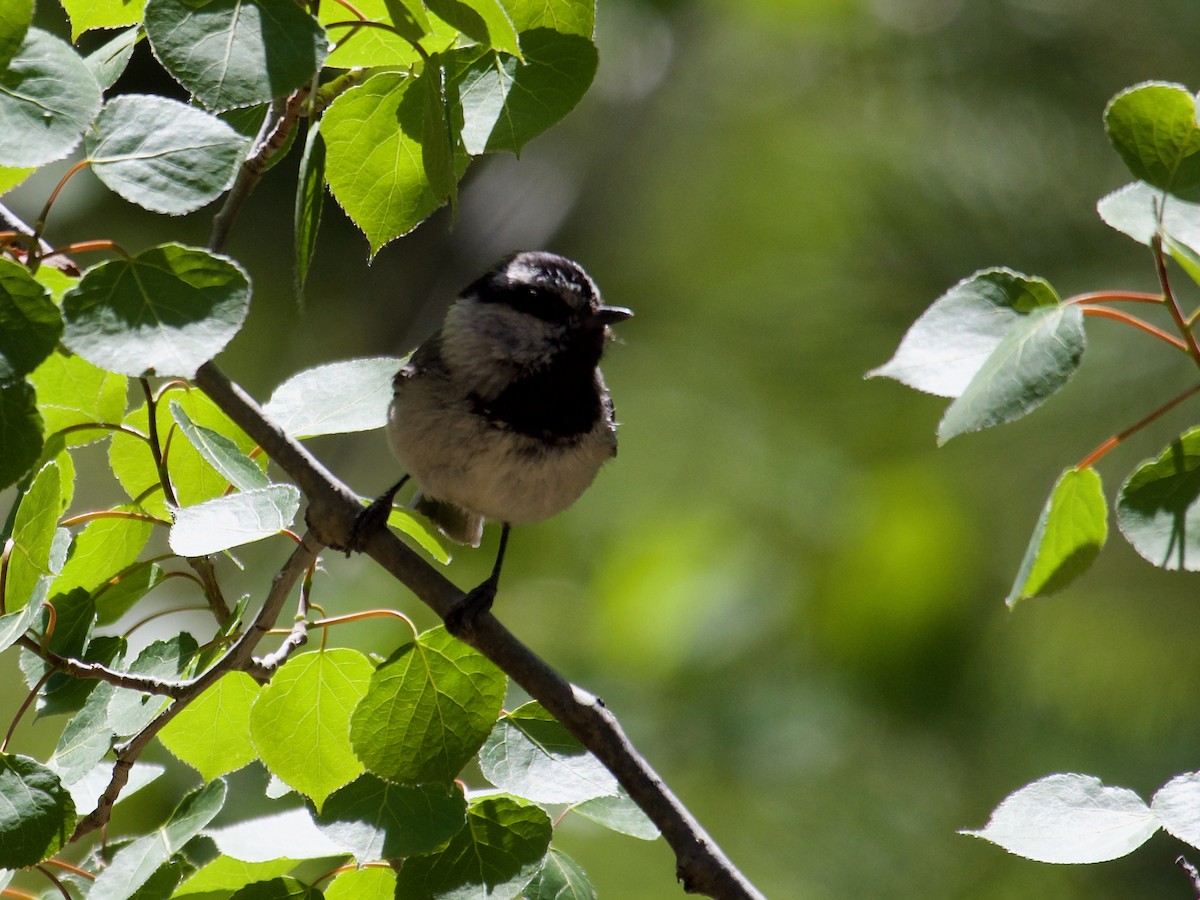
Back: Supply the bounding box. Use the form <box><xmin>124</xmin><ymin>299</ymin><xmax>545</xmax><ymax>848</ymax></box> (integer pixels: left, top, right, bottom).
<box><xmin>1081</xmin><ymin>306</ymin><xmax>1188</xmax><ymax>351</ymax></box>
<box><xmin>30</xmin><ymin>160</ymin><xmax>93</xmax><ymax>266</ymax></box>
<box><xmin>59</xmin><ymin>509</ymin><xmax>171</xmax><ymax>528</ymax></box>
<box><xmin>1065</xmin><ymin>290</ymin><xmax>1164</xmax><ymax>305</ymax></box>
<box><xmin>1153</xmin><ymin>234</ymin><xmax>1200</xmax><ymax>369</ymax></box>
<box><xmin>1076</xmin><ymin>381</ymin><xmax>1200</xmax><ymax>470</ymax></box>
<box><xmin>3</xmin><ymin>667</ymin><xmax>54</xmax><ymax>753</ymax></box>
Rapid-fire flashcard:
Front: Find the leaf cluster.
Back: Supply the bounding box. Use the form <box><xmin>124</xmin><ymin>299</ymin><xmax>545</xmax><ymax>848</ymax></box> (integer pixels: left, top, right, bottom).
<box><xmin>872</xmin><ymin>82</ymin><xmax>1200</xmax><ymax>872</ymax></box>
<box><xmin>0</xmin><ymin>0</ymin><xmax>696</xmax><ymax>897</ymax></box>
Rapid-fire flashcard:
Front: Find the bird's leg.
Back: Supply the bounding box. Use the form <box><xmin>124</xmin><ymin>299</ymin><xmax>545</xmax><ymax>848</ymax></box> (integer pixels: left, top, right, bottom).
<box><xmin>446</xmin><ymin>522</ymin><xmax>510</xmax><ymax>634</ymax></box>
<box><xmin>346</xmin><ymin>475</ymin><xmax>410</xmax><ymax>555</ymax></box>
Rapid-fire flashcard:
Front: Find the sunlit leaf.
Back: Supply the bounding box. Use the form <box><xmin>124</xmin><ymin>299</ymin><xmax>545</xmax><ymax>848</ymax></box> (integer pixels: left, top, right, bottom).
<box><xmin>1105</xmin><ymin>82</ymin><xmax>1200</xmax><ymax>200</ymax></box>
<box><xmin>350</xmin><ymin>626</ymin><xmax>506</xmax><ymax>785</ymax></box>
<box><xmin>53</xmin><ymin>507</ymin><xmax>154</xmax><ymax>599</ymax></box>
<box><xmin>937</xmin><ymin>304</ymin><xmax>1083</xmax><ymax>443</ymax></box>
<box><xmin>962</xmin><ymin>773</ymin><xmax>1157</xmax><ymax>864</ymax></box>
<box><xmin>85</xmin><ymin>26</ymin><xmax>141</xmax><ymax>90</ymax></box>
<box><xmin>91</xmin><ymin>780</ymin><xmax>227</xmax><ymax>900</ymax></box>
<box><xmin>62</xmin><ymin>243</ymin><xmax>251</xmax><ymax>379</ymax></box>
<box><xmin>263</xmin><ymin>357</ymin><xmax>402</xmax><ymax>438</ymax></box>
<box><xmin>87</xmin><ymin>95</ymin><xmax>250</xmax><ymax>215</ymax></box>
<box><xmin>1006</xmin><ymin>467</ymin><xmax>1107</xmax><ymax>607</ymax></box>
<box><xmin>171</xmin><ymin>401</ymin><xmax>269</xmax><ymax>491</ymax></box>
<box><xmin>0</xmin><ymin>29</ymin><xmax>102</xmax><ymax>168</ymax></box>
<box><xmin>571</xmin><ymin>788</ymin><xmax>658</xmax><ymax>840</ymax></box>
<box><xmin>7</xmin><ymin>462</ymin><xmax>65</xmax><ymax>612</ymax></box>
<box><xmin>61</xmin><ymin>0</ymin><xmax>146</xmax><ymax>38</ymax></box>
<box><xmin>448</xmin><ymin>29</ymin><xmax>597</xmax><ymax>155</ymax></box>
<box><xmin>169</xmin><ymin>485</ymin><xmax>301</xmax><ymax>556</ymax></box>
<box><xmin>159</xmin><ymin>672</ymin><xmax>261</xmax><ymax>781</ymax></box>
<box><xmin>323</xmin><ymin>867</ymin><xmax>395</xmax><ymax>900</ymax></box>
<box><xmin>249</xmin><ymin>649</ymin><xmax>374</xmax><ymax>809</ymax></box>
<box><xmin>144</xmin><ymin>0</ymin><xmax>328</xmax><ymax>111</ymax></box>
<box><xmin>0</xmin><ymin>0</ymin><xmax>32</xmax><ymax>68</ymax></box>
<box><xmin>206</xmin><ymin>807</ymin><xmax>346</xmax><ymax>862</ymax></box>
<box><xmin>426</xmin><ymin>0</ymin><xmax>520</xmax><ymax>57</ymax></box>
<box><xmin>480</xmin><ymin>702</ymin><xmax>618</xmax><ymax>803</ymax></box>
<box><xmin>175</xmin><ymin>858</ymin><xmax>300</xmax><ymax>898</ymax></box>
<box><xmin>1152</xmin><ymin>772</ymin><xmax>1200</xmax><ymax>851</ymax></box>
<box><xmin>28</xmin><ymin>351</ymin><xmax>127</xmax><ymax>448</ymax></box>
<box><xmin>322</xmin><ymin>71</ymin><xmax>467</xmax><ymax>254</ymax></box>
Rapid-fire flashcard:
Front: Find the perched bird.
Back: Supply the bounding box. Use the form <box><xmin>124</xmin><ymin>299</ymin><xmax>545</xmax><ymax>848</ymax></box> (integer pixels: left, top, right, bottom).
<box><xmin>370</xmin><ymin>251</ymin><xmax>631</xmax><ymax>627</ymax></box>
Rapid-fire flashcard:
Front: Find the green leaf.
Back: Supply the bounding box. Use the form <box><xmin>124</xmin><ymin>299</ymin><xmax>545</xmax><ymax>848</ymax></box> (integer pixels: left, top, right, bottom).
<box><xmin>85</xmin><ymin>26</ymin><xmax>141</xmax><ymax>91</ymax></box>
<box><xmin>505</xmin><ymin>0</ymin><xmax>594</xmax><ymax>36</ymax></box>
<box><xmin>295</xmin><ymin>121</ymin><xmax>326</xmax><ymax>297</ymax></box>
<box><xmin>206</xmin><ymin>807</ymin><xmax>346</xmax><ymax>862</ymax></box>
<box><xmin>1105</xmin><ymin>82</ymin><xmax>1200</xmax><ymax>200</ymax></box>
<box><xmin>28</xmin><ymin>351</ymin><xmax>127</xmax><ymax>448</ymax></box>
<box><xmin>145</xmin><ymin>0</ymin><xmax>328</xmax><ymax>111</ymax></box>
<box><xmin>1099</xmin><ymin>180</ymin><xmax>1200</xmax><ymax>250</ymax></box>
<box><xmin>169</xmin><ymin>485</ymin><xmax>301</xmax><ymax>556</ymax></box>
<box><xmin>0</xmin><ymin>257</ymin><xmax>61</xmax><ymax>381</ymax></box>
<box><xmin>571</xmin><ymin>788</ymin><xmax>659</xmax><ymax>840</ymax></box>
<box><xmin>447</xmin><ymin>29</ymin><xmax>597</xmax><ymax>155</ymax></box>
<box><xmin>229</xmin><ymin>876</ymin><xmax>324</xmax><ymax>900</ymax></box>
<box><xmin>159</xmin><ymin>672</ymin><xmax>261</xmax><ymax>780</ymax></box>
<box><xmin>525</xmin><ymin>847</ymin><xmax>595</xmax><ymax>900</ymax></box>
<box><xmin>87</xmin><ymin>95</ymin><xmax>251</xmax><ymax>215</ymax></box>
<box><xmin>61</xmin><ymin>0</ymin><xmax>147</xmax><ymax>38</ymax></box>
<box><xmin>0</xmin><ymin>166</ymin><xmax>33</xmax><ymax>195</ymax></box>
<box><xmin>62</xmin><ymin>243</ymin><xmax>251</xmax><ymax>379</ymax></box>
<box><xmin>48</xmin><ymin>680</ymin><xmax>116</xmax><ymax>785</ymax></box>
<box><xmin>868</xmin><ymin>268</ymin><xmax>1061</xmax><ymax>397</ymax></box>
<box><xmin>427</xmin><ymin>0</ymin><xmax>521</xmax><ymax>57</ymax></box>
<box><xmin>94</xmin><ymin>564</ymin><xmax>165</xmax><ymax>626</ymax></box>
<box><xmin>175</xmin><ymin>858</ymin><xmax>300</xmax><ymax>898</ymax></box>
<box><xmin>320</xmin><ymin>0</ymin><xmax>457</xmax><ymax>70</ymax></box>
<box><xmin>0</xmin><ymin>0</ymin><xmax>32</xmax><ymax>69</ymax></box>
<box><xmin>1117</xmin><ymin>427</ymin><xmax>1200</xmax><ymax>570</ymax></box>
<box><xmin>249</xmin><ymin>649</ymin><xmax>374</xmax><ymax>810</ymax></box>
<box><xmin>0</xmin><ymin>754</ymin><xmax>75</xmax><ymax>868</ymax></box>
<box><xmin>322</xmin><ymin>71</ymin><xmax>468</xmax><ymax>254</ymax></box>
<box><xmin>171</xmin><ymin>400</ymin><xmax>268</xmax><ymax>491</ymax></box>
<box><xmin>937</xmin><ymin>304</ymin><xmax>1084</xmax><ymax>443</ymax></box>
<box><xmin>0</xmin><ymin>600</ymin><xmax>42</xmax><ymax>655</ymax></box>
<box><xmin>91</xmin><ymin>780</ymin><xmax>227</xmax><ymax>900</ymax></box>
<box><xmin>479</xmin><ymin>702</ymin><xmax>617</xmax><ymax>803</ymax></box>
<box><xmin>110</xmin><ymin>388</ymin><xmax>259</xmax><ymax>517</ymax></box>
<box><xmin>263</xmin><ymin>357</ymin><xmax>402</xmax><ymax>438</ymax></box>
<box><xmin>383</xmin><ymin>0</ymin><xmax>433</xmax><ymax>42</ymax></box>
<box><xmin>350</xmin><ymin>626</ymin><xmax>506</xmax><ymax>785</ymax></box>
<box><xmin>394</xmin><ymin>794</ymin><xmax>551</xmax><ymax>899</ymax></box>
<box><xmin>0</xmin><ymin>380</ymin><xmax>43</xmax><ymax>489</ymax></box>
<box><xmin>314</xmin><ymin>776</ymin><xmax>466</xmax><ymax>861</ymax></box>
<box><xmin>107</xmin><ymin>632</ymin><xmax>199</xmax><ymax>738</ymax></box>
<box><xmin>1006</xmin><ymin>467</ymin><xmax>1108</xmax><ymax>607</ymax></box>
<box><xmin>7</xmin><ymin>462</ymin><xmax>65</xmax><ymax>612</ymax></box>
<box><xmin>324</xmin><ymin>867</ymin><xmax>395</xmax><ymax>900</ymax></box>
<box><xmin>961</xmin><ymin>773</ymin><xmax>1157</xmax><ymax>864</ymax></box>
<box><xmin>53</xmin><ymin>508</ymin><xmax>153</xmax><ymax>599</ymax></box>
<box><xmin>0</xmin><ymin>28</ymin><xmax>102</xmax><ymax>168</ymax></box>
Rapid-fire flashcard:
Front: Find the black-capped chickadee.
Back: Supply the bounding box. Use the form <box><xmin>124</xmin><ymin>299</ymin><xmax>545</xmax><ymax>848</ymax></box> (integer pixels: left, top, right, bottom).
<box><xmin>368</xmin><ymin>251</ymin><xmax>631</xmax><ymax>628</ymax></box>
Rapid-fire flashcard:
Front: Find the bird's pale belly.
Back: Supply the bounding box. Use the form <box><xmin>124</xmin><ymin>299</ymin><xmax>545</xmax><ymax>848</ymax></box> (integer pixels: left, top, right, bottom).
<box><xmin>390</xmin><ymin>397</ymin><xmax>613</xmax><ymax>524</ymax></box>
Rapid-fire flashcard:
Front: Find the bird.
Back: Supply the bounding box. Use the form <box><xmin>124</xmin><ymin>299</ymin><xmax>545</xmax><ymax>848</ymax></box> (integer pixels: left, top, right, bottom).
<box><xmin>364</xmin><ymin>251</ymin><xmax>631</xmax><ymax>630</ymax></box>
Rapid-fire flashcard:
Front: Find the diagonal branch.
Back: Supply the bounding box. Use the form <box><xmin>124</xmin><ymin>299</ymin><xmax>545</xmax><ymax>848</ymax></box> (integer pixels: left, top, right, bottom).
<box><xmin>190</xmin><ymin>359</ymin><xmax>765</xmax><ymax>898</ymax></box>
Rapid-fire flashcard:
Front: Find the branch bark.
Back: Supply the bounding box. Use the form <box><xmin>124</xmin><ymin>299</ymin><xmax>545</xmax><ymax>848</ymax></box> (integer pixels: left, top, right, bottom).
<box><xmin>191</xmin><ymin>360</ymin><xmax>765</xmax><ymax>899</ymax></box>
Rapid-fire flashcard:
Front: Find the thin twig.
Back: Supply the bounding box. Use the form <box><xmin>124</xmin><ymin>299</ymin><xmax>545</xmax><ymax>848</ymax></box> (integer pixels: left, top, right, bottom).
<box><xmin>1153</xmin><ymin>234</ymin><xmax>1200</xmax><ymax>369</ymax></box>
<box><xmin>1179</xmin><ymin>855</ymin><xmax>1200</xmax><ymax>899</ymax></box>
<box><xmin>71</xmin><ymin>532</ymin><xmax>322</xmax><ymax>840</ymax></box>
<box><xmin>1080</xmin><ymin>306</ymin><xmax>1189</xmax><ymax>351</ymax></box>
<box><xmin>192</xmin><ymin>361</ymin><xmax>764</xmax><ymax>899</ymax></box>
<box><xmin>1075</xmin><ymin>381</ymin><xmax>1200</xmax><ymax>470</ymax></box>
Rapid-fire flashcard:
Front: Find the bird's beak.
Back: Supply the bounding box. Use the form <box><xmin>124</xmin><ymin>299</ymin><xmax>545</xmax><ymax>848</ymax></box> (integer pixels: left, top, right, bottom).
<box><xmin>591</xmin><ymin>305</ymin><xmax>633</xmax><ymax>326</ymax></box>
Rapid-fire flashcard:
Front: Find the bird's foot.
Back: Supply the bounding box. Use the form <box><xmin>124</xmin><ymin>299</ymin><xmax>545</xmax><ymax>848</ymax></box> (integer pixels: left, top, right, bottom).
<box><xmin>445</xmin><ymin>580</ymin><xmax>497</xmax><ymax>635</ymax></box>
<box><xmin>346</xmin><ymin>477</ymin><xmax>408</xmax><ymax>556</ymax></box>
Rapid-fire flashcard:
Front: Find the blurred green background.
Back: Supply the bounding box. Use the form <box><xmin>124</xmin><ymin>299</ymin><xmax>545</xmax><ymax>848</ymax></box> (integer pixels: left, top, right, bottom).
<box><xmin>15</xmin><ymin>0</ymin><xmax>1200</xmax><ymax>896</ymax></box>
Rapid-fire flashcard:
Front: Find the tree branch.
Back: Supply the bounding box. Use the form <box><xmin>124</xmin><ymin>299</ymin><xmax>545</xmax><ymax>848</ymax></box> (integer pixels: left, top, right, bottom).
<box><xmin>190</xmin><ymin>360</ymin><xmax>764</xmax><ymax>899</ymax></box>
<box><xmin>72</xmin><ymin>531</ymin><xmax>322</xmax><ymax>840</ymax></box>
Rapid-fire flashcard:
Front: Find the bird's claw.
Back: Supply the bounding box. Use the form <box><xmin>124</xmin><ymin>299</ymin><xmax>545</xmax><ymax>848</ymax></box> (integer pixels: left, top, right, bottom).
<box><xmin>445</xmin><ymin>580</ymin><xmax>497</xmax><ymax>635</ymax></box>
